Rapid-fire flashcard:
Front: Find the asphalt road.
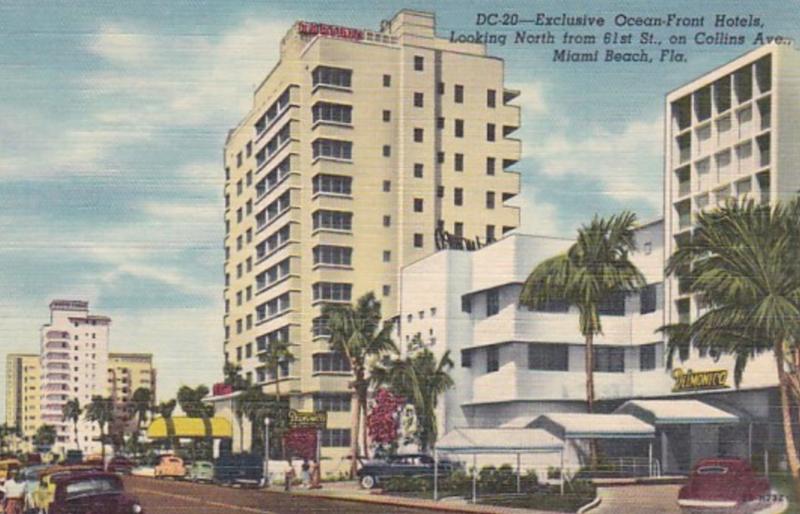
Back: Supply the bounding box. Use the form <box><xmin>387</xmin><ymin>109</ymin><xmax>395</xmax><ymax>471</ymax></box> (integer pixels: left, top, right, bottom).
<box><xmin>123</xmin><ymin>475</ymin><xmax>437</xmax><ymax>514</ymax></box>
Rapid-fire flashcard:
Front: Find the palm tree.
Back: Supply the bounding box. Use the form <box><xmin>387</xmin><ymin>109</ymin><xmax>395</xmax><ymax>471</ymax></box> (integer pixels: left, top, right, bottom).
<box><xmin>660</xmin><ymin>199</ymin><xmax>800</xmax><ymax>484</ymax></box>
<box><xmin>371</xmin><ymin>342</ymin><xmax>454</xmax><ymax>452</ymax></box>
<box><xmin>62</xmin><ymin>399</ymin><xmax>82</xmax><ymax>451</ymax></box>
<box><xmin>258</xmin><ymin>338</ymin><xmax>295</xmax><ymax>403</ymax></box>
<box><xmin>84</xmin><ymin>396</ymin><xmax>114</xmax><ymax>462</ymax></box>
<box><xmin>155</xmin><ymin>399</ymin><xmax>177</xmax><ymax>450</ymax></box>
<box><xmin>34</xmin><ymin>425</ymin><xmax>57</xmax><ymax>450</ymax></box>
<box><xmin>131</xmin><ymin>387</ymin><xmax>152</xmax><ymax>433</ymax></box>
<box><xmin>519</xmin><ymin>211</ymin><xmax>645</xmax><ymax>465</ymax></box>
<box><xmin>322</xmin><ymin>292</ymin><xmax>397</xmax><ymax>477</ymax></box>
<box><xmin>223</xmin><ymin>362</ymin><xmax>248</xmax><ymax>391</ymax></box>
<box><xmin>237</xmin><ymin>386</ymin><xmax>272</xmax><ymax>452</ymax></box>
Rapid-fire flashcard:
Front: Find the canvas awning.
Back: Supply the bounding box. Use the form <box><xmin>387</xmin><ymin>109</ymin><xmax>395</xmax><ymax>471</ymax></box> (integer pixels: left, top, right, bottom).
<box><xmin>531</xmin><ymin>413</ymin><xmax>655</xmax><ymax>439</ymax></box>
<box><xmin>614</xmin><ymin>399</ymin><xmax>739</xmax><ymax>425</ymax></box>
<box><xmin>146</xmin><ymin>416</ymin><xmax>233</xmax><ymax>439</ymax></box>
<box><xmin>437</xmin><ymin>427</ymin><xmax>564</xmax><ymax>454</ymax></box>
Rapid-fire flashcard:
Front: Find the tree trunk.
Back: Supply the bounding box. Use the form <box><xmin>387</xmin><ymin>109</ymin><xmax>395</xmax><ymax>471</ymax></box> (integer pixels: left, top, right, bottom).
<box><xmin>360</xmin><ymin>388</ymin><xmax>369</xmax><ymax>460</ymax></box>
<box><xmin>100</xmin><ymin>424</ymin><xmax>106</xmax><ymax>463</ymax></box>
<box><xmin>349</xmin><ymin>389</ymin><xmax>361</xmax><ymax>479</ymax></box>
<box><xmin>775</xmin><ymin>344</ymin><xmax>800</xmax><ymax>491</ymax></box>
<box><xmin>74</xmin><ymin>422</ymin><xmax>80</xmax><ymax>451</ymax></box>
<box><xmin>584</xmin><ymin>332</ymin><xmax>597</xmax><ymax>468</ymax></box>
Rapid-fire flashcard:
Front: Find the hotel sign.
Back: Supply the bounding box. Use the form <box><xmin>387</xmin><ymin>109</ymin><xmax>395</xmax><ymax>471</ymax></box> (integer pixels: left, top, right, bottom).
<box><xmin>288</xmin><ymin>410</ymin><xmax>328</xmax><ymax>430</ymax></box>
<box><xmin>671</xmin><ymin>368</ymin><xmax>730</xmax><ymax>393</ymax></box>
<box><xmin>434</xmin><ymin>228</ymin><xmax>488</xmax><ymax>251</ymax></box>
<box><xmin>298</xmin><ymin>21</ymin><xmax>365</xmax><ymax>41</ymax></box>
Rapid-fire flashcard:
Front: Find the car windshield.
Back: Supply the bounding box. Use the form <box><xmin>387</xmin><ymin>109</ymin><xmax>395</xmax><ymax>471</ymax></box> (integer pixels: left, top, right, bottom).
<box><xmin>696</xmin><ymin>465</ymin><xmax>729</xmax><ymax>475</ymax></box>
<box><xmin>65</xmin><ymin>477</ymin><xmax>122</xmax><ymax>498</ymax></box>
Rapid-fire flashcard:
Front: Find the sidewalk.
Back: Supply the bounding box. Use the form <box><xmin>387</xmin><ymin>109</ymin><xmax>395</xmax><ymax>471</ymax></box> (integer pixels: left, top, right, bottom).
<box><xmin>286</xmin><ymin>481</ymin><xmax>565</xmax><ymax>514</ymax></box>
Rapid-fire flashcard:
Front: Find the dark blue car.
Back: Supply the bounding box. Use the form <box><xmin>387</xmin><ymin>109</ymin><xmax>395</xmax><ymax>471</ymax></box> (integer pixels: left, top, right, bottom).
<box><xmin>356</xmin><ymin>453</ymin><xmax>459</xmax><ymax>489</ymax></box>
<box><xmin>213</xmin><ymin>453</ymin><xmax>264</xmax><ymax>486</ymax></box>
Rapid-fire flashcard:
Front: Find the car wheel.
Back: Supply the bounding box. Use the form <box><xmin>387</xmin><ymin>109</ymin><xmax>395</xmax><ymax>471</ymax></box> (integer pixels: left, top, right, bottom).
<box><xmin>360</xmin><ymin>475</ymin><xmax>377</xmax><ymax>489</ymax></box>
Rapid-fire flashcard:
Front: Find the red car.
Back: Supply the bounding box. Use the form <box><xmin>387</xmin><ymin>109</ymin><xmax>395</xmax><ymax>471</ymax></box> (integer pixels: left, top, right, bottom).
<box><xmin>106</xmin><ymin>456</ymin><xmax>137</xmax><ymax>474</ymax></box>
<box><xmin>678</xmin><ymin>458</ymin><xmax>771</xmax><ymax>512</ymax></box>
<box><xmin>47</xmin><ymin>470</ymin><xmax>143</xmax><ymax>514</ymax></box>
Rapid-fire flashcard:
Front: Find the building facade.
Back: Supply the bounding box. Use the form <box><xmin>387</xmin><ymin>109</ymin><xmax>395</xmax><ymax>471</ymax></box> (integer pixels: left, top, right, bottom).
<box><xmin>219</xmin><ymin>9</ymin><xmax>521</xmax><ymax>459</ymax></box>
<box><xmin>107</xmin><ymin>353</ymin><xmax>156</xmax><ymax>441</ymax></box>
<box><xmin>5</xmin><ymin>353</ymin><xmax>41</xmax><ymax>446</ymax></box>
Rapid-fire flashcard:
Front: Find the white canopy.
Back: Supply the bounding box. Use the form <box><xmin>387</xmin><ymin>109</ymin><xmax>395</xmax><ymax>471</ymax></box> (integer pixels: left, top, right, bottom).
<box><xmin>615</xmin><ymin>399</ymin><xmax>739</xmax><ymax>425</ymax></box>
<box><xmin>436</xmin><ymin>427</ymin><xmax>564</xmax><ymax>454</ymax></box>
<box><xmin>531</xmin><ymin>413</ymin><xmax>656</xmax><ymax>439</ymax></box>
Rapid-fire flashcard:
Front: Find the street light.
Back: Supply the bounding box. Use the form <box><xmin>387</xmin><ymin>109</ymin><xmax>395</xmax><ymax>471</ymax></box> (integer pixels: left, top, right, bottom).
<box><xmin>263</xmin><ymin>417</ymin><xmax>271</xmax><ymax>487</ymax></box>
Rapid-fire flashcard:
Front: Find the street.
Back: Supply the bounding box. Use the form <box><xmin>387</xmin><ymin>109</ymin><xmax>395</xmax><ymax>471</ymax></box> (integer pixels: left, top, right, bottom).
<box><xmin>123</xmin><ymin>476</ymin><xmax>438</xmax><ymax>514</ymax></box>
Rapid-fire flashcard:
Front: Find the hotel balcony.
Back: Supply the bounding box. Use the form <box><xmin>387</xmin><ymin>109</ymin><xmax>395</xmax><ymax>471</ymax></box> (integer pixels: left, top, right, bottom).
<box><xmin>45</xmin><ymin>340</ymin><xmax>70</xmax><ymax>350</ymax></box>
<box><xmin>46</xmin><ymin>330</ymin><xmax>69</xmax><ymax>340</ymax></box>
<box><xmin>44</xmin><ymin>351</ymin><xmax>70</xmax><ymax>361</ymax></box>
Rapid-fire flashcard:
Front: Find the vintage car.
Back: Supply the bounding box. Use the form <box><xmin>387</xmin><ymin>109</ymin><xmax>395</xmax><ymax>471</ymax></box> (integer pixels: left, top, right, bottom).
<box><xmin>32</xmin><ymin>470</ymin><xmax>143</xmax><ymax>514</ymax></box>
<box><xmin>64</xmin><ymin>450</ymin><xmax>84</xmax><ymax>466</ymax></box>
<box><xmin>0</xmin><ymin>458</ymin><xmax>21</xmax><ymax>484</ymax></box>
<box><xmin>678</xmin><ymin>458</ymin><xmax>771</xmax><ymax>512</ymax></box>
<box><xmin>187</xmin><ymin>461</ymin><xmax>214</xmax><ymax>483</ymax></box>
<box><xmin>154</xmin><ymin>455</ymin><xmax>186</xmax><ymax>479</ymax></box>
<box><xmin>356</xmin><ymin>453</ymin><xmax>458</xmax><ymax>489</ymax></box>
<box><xmin>106</xmin><ymin>456</ymin><xmax>136</xmax><ymax>475</ymax></box>
<box><xmin>213</xmin><ymin>453</ymin><xmax>263</xmax><ymax>486</ymax></box>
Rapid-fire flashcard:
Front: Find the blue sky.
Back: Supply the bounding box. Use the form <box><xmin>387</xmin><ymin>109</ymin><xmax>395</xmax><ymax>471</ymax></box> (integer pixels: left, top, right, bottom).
<box><xmin>1</xmin><ymin>0</ymin><xmax>798</xmax><ymax>413</ymax></box>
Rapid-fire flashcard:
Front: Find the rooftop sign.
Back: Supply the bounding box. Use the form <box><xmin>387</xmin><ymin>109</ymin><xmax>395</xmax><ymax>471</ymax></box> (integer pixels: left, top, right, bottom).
<box><xmin>298</xmin><ymin>21</ymin><xmax>365</xmax><ymax>41</ymax></box>
<box><xmin>671</xmin><ymin>368</ymin><xmax>730</xmax><ymax>393</ymax></box>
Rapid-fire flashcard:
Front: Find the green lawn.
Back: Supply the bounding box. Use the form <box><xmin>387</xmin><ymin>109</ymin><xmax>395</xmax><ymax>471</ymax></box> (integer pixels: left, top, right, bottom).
<box><xmin>477</xmin><ymin>492</ymin><xmax>595</xmax><ymax>513</ymax></box>
<box><xmin>769</xmin><ymin>473</ymin><xmax>797</xmax><ymax>512</ymax></box>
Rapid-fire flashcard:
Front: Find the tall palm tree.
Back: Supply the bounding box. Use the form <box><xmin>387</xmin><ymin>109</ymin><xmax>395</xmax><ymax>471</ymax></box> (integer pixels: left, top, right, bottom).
<box><xmin>155</xmin><ymin>399</ymin><xmax>177</xmax><ymax>450</ymax></box>
<box><xmin>371</xmin><ymin>342</ymin><xmax>454</xmax><ymax>452</ymax></box>
<box><xmin>322</xmin><ymin>292</ymin><xmax>397</xmax><ymax>477</ymax></box>
<box><xmin>130</xmin><ymin>387</ymin><xmax>152</xmax><ymax>433</ymax></box>
<box><xmin>237</xmin><ymin>386</ymin><xmax>272</xmax><ymax>452</ymax></box>
<box><xmin>62</xmin><ymin>399</ymin><xmax>82</xmax><ymax>451</ymax></box>
<box><xmin>258</xmin><ymin>338</ymin><xmax>295</xmax><ymax>403</ymax></box>
<box><xmin>85</xmin><ymin>396</ymin><xmax>114</xmax><ymax>462</ymax></box>
<box><xmin>661</xmin><ymin>199</ymin><xmax>800</xmax><ymax>484</ymax></box>
<box><xmin>519</xmin><ymin>211</ymin><xmax>645</xmax><ymax>465</ymax></box>
<box><xmin>223</xmin><ymin>362</ymin><xmax>248</xmax><ymax>391</ymax></box>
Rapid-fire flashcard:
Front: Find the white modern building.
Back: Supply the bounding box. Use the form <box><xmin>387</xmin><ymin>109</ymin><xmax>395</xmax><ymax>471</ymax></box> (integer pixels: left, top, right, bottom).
<box><xmin>40</xmin><ymin>300</ymin><xmax>110</xmax><ymax>455</ymax></box>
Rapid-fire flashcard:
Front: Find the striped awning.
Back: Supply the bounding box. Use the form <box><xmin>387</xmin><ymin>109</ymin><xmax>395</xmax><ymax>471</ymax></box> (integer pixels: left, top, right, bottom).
<box><xmin>146</xmin><ymin>417</ymin><xmax>233</xmax><ymax>439</ymax></box>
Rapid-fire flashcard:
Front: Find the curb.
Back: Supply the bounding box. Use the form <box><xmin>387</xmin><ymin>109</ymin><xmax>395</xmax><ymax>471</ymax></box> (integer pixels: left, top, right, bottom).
<box><xmin>576</xmin><ymin>495</ymin><xmax>602</xmax><ymax>514</ymax></box>
<box><xmin>289</xmin><ymin>490</ymin><xmax>494</xmax><ymax>513</ymax></box>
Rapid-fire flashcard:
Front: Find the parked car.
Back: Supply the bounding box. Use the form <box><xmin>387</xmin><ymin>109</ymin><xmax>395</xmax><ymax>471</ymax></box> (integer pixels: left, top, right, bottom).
<box><xmin>678</xmin><ymin>458</ymin><xmax>771</xmax><ymax>512</ymax></box>
<box><xmin>106</xmin><ymin>456</ymin><xmax>136</xmax><ymax>475</ymax></box>
<box><xmin>356</xmin><ymin>453</ymin><xmax>458</xmax><ymax>489</ymax></box>
<box><xmin>0</xmin><ymin>458</ymin><xmax>21</xmax><ymax>485</ymax></box>
<box><xmin>214</xmin><ymin>453</ymin><xmax>263</xmax><ymax>486</ymax></box>
<box><xmin>154</xmin><ymin>455</ymin><xmax>186</xmax><ymax>479</ymax></box>
<box><xmin>24</xmin><ymin>453</ymin><xmax>42</xmax><ymax>466</ymax></box>
<box><xmin>188</xmin><ymin>461</ymin><xmax>215</xmax><ymax>483</ymax></box>
<box><xmin>64</xmin><ymin>450</ymin><xmax>84</xmax><ymax>466</ymax></box>
<box><xmin>33</xmin><ymin>470</ymin><xmax>143</xmax><ymax>514</ymax></box>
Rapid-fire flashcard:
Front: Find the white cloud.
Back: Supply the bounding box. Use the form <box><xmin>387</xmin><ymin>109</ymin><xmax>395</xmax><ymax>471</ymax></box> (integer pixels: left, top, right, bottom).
<box><xmin>507</xmin><ymin>187</ymin><xmax>567</xmax><ymax>237</ymax></box>
<box><xmin>509</xmin><ymin>81</ymin><xmax>548</xmax><ymax>115</ymax></box>
<box><xmin>87</xmin><ymin>24</ymin><xmax>156</xmax><ymax>64</ymax></box>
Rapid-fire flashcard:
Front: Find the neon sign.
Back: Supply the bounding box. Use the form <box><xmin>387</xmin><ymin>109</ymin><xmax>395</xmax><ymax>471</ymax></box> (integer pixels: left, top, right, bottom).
<box><xmin>298</xmin><ymin>21</ymin><xmax>365</xmax><ymax>41</ymax></box>
<box><xmin>671</xmin><ymin>368</ymin><xmax>730</xmax><ymax>393</ymax></box>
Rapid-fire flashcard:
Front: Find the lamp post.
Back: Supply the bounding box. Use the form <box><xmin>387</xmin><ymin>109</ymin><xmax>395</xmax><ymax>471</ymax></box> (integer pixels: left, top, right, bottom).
<box><xmin>263</xmin><ymin>418</ymin><xmax>271</xmax><ymax>487</ymax></box>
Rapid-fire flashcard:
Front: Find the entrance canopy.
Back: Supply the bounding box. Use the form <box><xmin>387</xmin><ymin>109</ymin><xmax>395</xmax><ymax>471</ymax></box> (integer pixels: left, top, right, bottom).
<box><xmin>614</xmin><ymin>399</ymin><xmax>739</xmax><ymax>425</ymax></box>
<box><xmin>437</xmin><ymin>427</ymin><xmax>564</xmax><ymax>454</ymax></box>
<box><xmin>531</xmin><ymin>413</ymin><xmax>655</xmax><ymax>439</ymax></box>
<box><xmin>147</xmin><ymin>417</ymin><xmax>233</xmax><ymax>439</ymax></box>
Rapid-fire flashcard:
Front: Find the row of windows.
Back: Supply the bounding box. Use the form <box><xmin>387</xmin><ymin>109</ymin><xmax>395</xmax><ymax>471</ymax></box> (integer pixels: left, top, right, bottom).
<box><xmin>312</xmin><ymin>138</ymin><xmax>352</xmax><ymax>160</ymax></box>
<box><xmin>255</xmin><ymin>157</ymin><xmax>291</xmax><ymax>199</ymax></box>
<box><xmin>256</xmin><ymin>224</ymin><xmax>291</xmax><ymax>261</ymax></box>
<box><xmin>321</xmin><ymin>428</ymin><xmax>351</xmax><ymax>447</ymax></box>
<box><xmin>312</xmin><ymin>282</ymin><xmax>352</xmax><ymax>302</ymax></box>
<box><xmin>312</xmin><ymin>102</ymin><xmax>352</xmax><ymax>124</ymax></box>
<box><xmin>312</xmin><ymin>174</ymin><xmax>351</xmax><ymax>195</ymax></box>
<box><xmin>255</xmin><ymin>88</ymin><xmax>291</xmax><ymax>135</ymax></box>
<box><xmin>313</xmin><ymin>245</ymin><xmax>352</xmax><ymax>266</ymax></box>
<box><xmin>256</xmin><ymin>123</ymin><xmax>291</xmax><ymax>168</ymax></box>
<box><xmin>312</xmin><ymin>352</ymin><xmax>351</xmax><ymax>372</ymax></box>
<box><xmin>255</xmin><ymin>258</ymin><xmax>290</xmax><ymax>291</ymax></box>
<box><xmin>312</xmin><ymin>210</ymin><xmax>352</xmax><ymax>231</ymax></box>
<box><xmin>313</xmin><ymin>394</ymin><xmax>351</xmax><ymax>412</ymax></box>
<box><xmin>255</xmin><ymin>191</ymin><xmax>291</xmax><ymax>230</ymax></box>
<box><xmin>256</xmin><ymin>326</ymin><xmax>289</xmax><ymax>352</ymax></box>
<box><xmin>256</xmin><ymin>293</ymin><xmax>290</xmax><ymax>322</ymax></box>
<box><xmin>312</xmin><ymin>66</ymin><xmax>352</xmax><ymax>89</ymax></box>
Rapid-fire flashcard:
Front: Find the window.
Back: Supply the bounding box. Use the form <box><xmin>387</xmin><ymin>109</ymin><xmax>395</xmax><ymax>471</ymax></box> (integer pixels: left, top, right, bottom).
<box><xmin>414</xmin><ymin>92</ymin><xmax>424</xmax><ymax>107</ymax></box>
<box><xmin>321</xmin><ymin>429</ymin><xmax>351</xmax><ymax>447</ymax></box>
<box><xmin>383</xmin><ymin>110</ymin><xmax>391</xmax><ymax>122</ymax></box>
<box><xmin>312</xmin><ymin>139</ymin><xmax>352</xmax><ymax>160</ymax></box>
<box><xmin>486</xmin><ymin>225</ymin><xmax>495</xmax><ymax>242</ymax></box>
<box><xmin>246</xmin><ymin>141</ymin><xmax>252</xmax><ymax>157</ymax></box>
<box><xmin>594</xmin><ymin>347</ymin><xmax>625</xmax><ymax>373</ymax></box>
<box><xmin>454</xmin><ymin>188</ymin><xmax>463</xmax><ymax>206</ymax></box>
<box><xmin>640</xmin><ymin>343</ymin><xmax>657</xmax><ymax>371</ymax></box>
<box><xmin>313</xmin><ymin>245</ymin><xmax>352</xmax><ymax>266</ymax></box>
<box><xmin>461</xmin><ymin>296</ymin><xmax>472</xmax><ymax>313</ymax></box>
<box><xmin>454</xmin><ymin>84</ymin><xmax>464</xmax><ymax>103</ymax></box>
<box><xmin>437</xmin><ymin>152</ymin><xmax>445</xmax><ymax>164</ymax></box>
<box><xmin>455</xmin><ymin>153</ymin><xmax>464</xmax><ymax>172</ymax></box>
<box><xmin>486</xmin><ymin>289</ymin><xmax>500</xmax><ymax>316</ymax></box>
<box><xmin>455</xmin><ymin>119</ymin><xmax>464</xmax><ymax>138</ymax></box>
<box><xmin>236</xmin><ymin>319</ymin><xmax>243</xmax><ymax>334</ymax></box>
<box><xmin>255</xmin><ymin>88</ymin><xmax>291</xmax><ymax>134</ymax></box>
<box><xmin>461</xmin><ymin>350</ymin><xmax>472</xmax><ymax>368</ymax></box>
<box><xmin>383</xmin><ymin>74</ymin><xmax>391</xmax><ymax>87</ymax></box>
<box><xmin>255</xmin><ymin>190</ymin><xmax>290</xmax><ymax>230</ymax></box>
<box><xmin>312</xmin><ymin>210</ymin><xmax>352</xmax><ymax>231</ymax></box>
<box><xmin>413</xmin><ymin>198</ymin><xmax>423</xmax><ymax>212</ymax></box>
<box><xmin>383</xmin><ymin>250</ymin><xmax>391</xmax><ymax>262</ymax></box>
<box><xmin>640</xmin><ymin>284</ymin><xmax>658</xmax><ymax>314</ymax></box>
<box><xmin>237</xmin><ymin>152</ymin><xmax>243</xmax><ymax>168</ymax></box>
<box><xmin>383</xmin><ymin>145</ymin><xmax>391</xmax><ymax>157</ymax></box>
<box><xmin>413</xmin><ymin>233</ymin><xmax>423</xmax><ymax>248</ymax></box>
<box><xmin>246</xmin><ymin>199</ymin><xmax>252</xmax><ymax>215</ymax></box>
<box><xmin>528</xmin><ymin>343</ymin><xmax>568</xmax><ymax>371</ymax></box>
<box><xmin>313</xmin><ymin>352</ymin><xmax>351</xmax><ymax>372</ymax></box>
<box><xmin>312</xmin><ymin>66</ymin><xmax>352</xmax><ymax>88</ymax></box>
<box><xmin>255</xmin><ymin>157</ymin><xmax>291</xmax><ymax>198</ymax></box>
<box><xmin>246</xmin><ymin>170</ymin><xmax>252</xmax><ymax>186</ymax></box>
<box><xmin>486</xmin><ymin>346</ymin><xmax>499</xmax><ymax>373</ymax></box>
<box><xmin>314</xmin><ymin>394</ymin><xmax>351</xmax><ymax>412</ymax></box>
<box><xmin>383</xmin><ymin>180</ymin><xmax>391</xmax><ymax>192</ymax></box>
<box><xmin>437</xmin><ymin>186</ymin><xmax>444</xmax><ymax>198</ymax></box>
<box><xmin>486</xmin><ymin>191</ymin><xmax>496</xmax><ymax>209</ymax></box>
<box><xmin>414</xmin><ymin>163</ymin><xmax>424</xmax><ymax>178</ymax></box>
<box><xmin>486</xmin><ymin>157</ymin><xmax>496</xmax><ymax>175</ymax></box>
<box><xmin>487</xmin><ymin>123</ymin><xmax>496</xmax><ymax>141</ymax></box>
<box><xmin>438</xmin><ymin>82</ymin><xmax>445</xmax><ymax>95</ymax></box>
<box><xmin>454</xmin><ymin>222</ymin><xmax>463</xmax><ymax>237</ymax></box>
<box><xmin>312</xmin><ymin>282</ymin><xmax>352</xmax><ymax>302</ymax></box>
<box><xmin>313</xmin><ymin>174</ymin><xmax>352</xmax><ymax>195</ymax></box>
<box><xmin>383</xmin><ymin>215</ymin><xmax>391</xmax><ymax>227</ymax></box>
<box><xmin>414</xmin><ymin>55</ymin><xmax>424</xmax><ymax>71</ymax></box>
<box><xmin>487</xmin><ymin>89</ymin><xmax>496</xmax><ymax>108</ymax></box>
<box><xmin>237</xmin><ymin>208</ymin><xmax>243</xmax><ymax>223</ymax></box>
<box><xmin>246</xmin><ymin>343</ymin><xmax>253</xmax><ymax>358</ymax></box>
<box><xmin>437</xmin><ymin>117</ymin><xmax>445</xmax><ymax>129</ymax></box>
<box><xmin>598</xmin><ymin>291</ymin><xmax>626</xmax><ymax>316</ymax></box>
<box><xmin>237</xmin><ymin>180</ymin><xmax>243</xmax><ymax>195</ymax></box>
<box><xmin>255</xmin><ymin>258</ymin><xmax>290</xmax><ymax>290</ymax></box>
<box><xmin>236</xmin><ymin>291</ymin><xmax>243</xmax><ymax>306</ymax></box>
<box><xmin>382</xmin><ymin>285</ymin><xmax>391</xmax><ymax>297</ymax></box>
<box><xmin>413</xmin><ymin>128</ymin><xmax>424</xmax><ymax>142</ymax></box>
<box><xmin>312</xmin><ymin>102</ymin><xmax>352</xmax><ymax>124</ymax></box>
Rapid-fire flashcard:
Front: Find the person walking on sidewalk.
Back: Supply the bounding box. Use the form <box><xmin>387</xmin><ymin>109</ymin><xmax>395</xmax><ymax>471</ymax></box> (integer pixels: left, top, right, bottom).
<box><xmin>301</xmin><ymin>459</ymin><xmax>311</xmax><ymax>489</ymax></box>
<box><xmin>284</xmin><ymin>459</ymin><xmax>296</xmax><ymax>492</ymax></box>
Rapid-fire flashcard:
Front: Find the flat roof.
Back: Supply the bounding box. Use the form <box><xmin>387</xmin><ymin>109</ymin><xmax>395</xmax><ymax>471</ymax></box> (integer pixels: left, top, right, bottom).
<box><xmin>532</xmin><ymin>413</ymin><xmax>655</xmax><ymax>439</ymax></box>
<box><xmin>615</xmin><ymin>399</ymin><xmax>739</xmax><ymax>425</ymax></box>
<box><xmin>436</xmin><ymin>428</ymin><xmax>563</xmax><ymax>454</ymax></box>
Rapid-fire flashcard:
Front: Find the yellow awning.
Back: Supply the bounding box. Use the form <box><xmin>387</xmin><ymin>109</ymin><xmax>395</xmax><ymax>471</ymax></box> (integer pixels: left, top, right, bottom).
<box><xmin>146</xmin><ymin>417</ymin><xmax>232</xmax><ymax>439</ymax></box>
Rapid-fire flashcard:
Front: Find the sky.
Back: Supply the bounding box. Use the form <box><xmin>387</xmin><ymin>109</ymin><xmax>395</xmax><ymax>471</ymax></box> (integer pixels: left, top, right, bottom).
<box><xmin>0</xmin><ymin>0</ymin><xmax>798</xmax><ymax>415</ymax></box>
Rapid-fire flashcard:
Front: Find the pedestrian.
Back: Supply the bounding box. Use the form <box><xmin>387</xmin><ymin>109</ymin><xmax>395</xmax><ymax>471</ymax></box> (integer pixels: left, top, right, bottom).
<box><xmin>301</xmin><ymin>459</ymin><xmax>310</xmax><ymax>488</ymax></box>
<box><xmin>284</xmin><ymin>459</ymin><xmax>296</xmax><ymax>492</ymax></box>
<box><xmin>2</xmin><ymin>470</ymin><xmax>25</xmax><ymax>514</ymax></box>
<box><xmin>310</xmin><ymin>459</ymin><xmax>322</xmax><ymax>489</ymax></box>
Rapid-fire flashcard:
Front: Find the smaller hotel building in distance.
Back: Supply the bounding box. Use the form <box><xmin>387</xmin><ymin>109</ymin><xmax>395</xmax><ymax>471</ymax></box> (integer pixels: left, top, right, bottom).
<box><xmin>5</xmin><ymin>354</ymin><xmax>41</xmax><ymax>445</ymax></box>
<box><xmin>108</xmin><ymin>353</ymin><xmax>156</xmax><ymax>440</ymax></box>
<box><xmin>217</xmin><ymin>8</ymin><xmax>522</xmax><ymax>461</ymax></box>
